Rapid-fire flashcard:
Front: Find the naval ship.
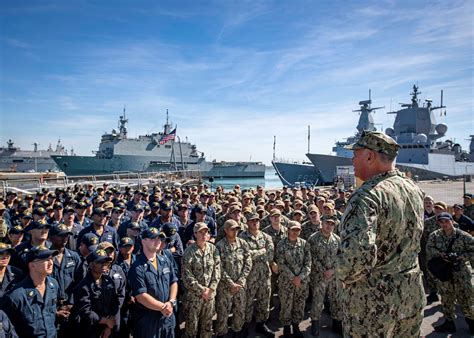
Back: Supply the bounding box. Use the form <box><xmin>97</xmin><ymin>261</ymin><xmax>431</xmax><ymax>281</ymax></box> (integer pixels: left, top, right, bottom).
<box><xmin>306</xmin><ymin>85</ymin><xmax>474</xmax><ymax>182</ymax></box>
<box><xmin>52</xmin><ymin>111</ymin><xmax>265</xmax><ymax>178</ymax></box>
<box><xmin>273</xmin><ymin>92</ymin><xmax>381</xmax><ymax>186</ymax></box>
<box><xmin>0</xmin><ymin>139</ymin><xmax>69</xmax><ymax>172</ymax></box>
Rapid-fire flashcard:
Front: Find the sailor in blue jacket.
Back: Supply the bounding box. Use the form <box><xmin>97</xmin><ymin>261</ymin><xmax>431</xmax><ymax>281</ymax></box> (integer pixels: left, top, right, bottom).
<box><xmin>0</xmin><ymin>309</ymin><xmax>18</xmax><ymax>338</ymax></box>
<box><xmin>49</xmin><ymin>224</ymin><xmax>81</xmax><ymax>336</ymax></box>
<box><xmin>0</xmin><ymin>243</ymin><xmax>24</xmax><ymax>300</ymax></box>
<box><xmin>70</xmin><ymin>249</ymin><xmax>120</xmax><ymax>338</ymax></box>
<box><xmin>2</xmin><ymin>246</ymin><xmax>59</xmax><ymax>338</ymax></box>
<box><xmin>128</xmin><ymin>227</ymin><xmax>178</xmax><ymax>338</ymax></box>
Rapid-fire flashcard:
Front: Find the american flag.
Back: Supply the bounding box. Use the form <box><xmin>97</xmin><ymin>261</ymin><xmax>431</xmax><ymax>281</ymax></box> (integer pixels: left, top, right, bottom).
<box><xmin>159</xmin><ymin>128</ymin><xmax>177</xmax><ymax>145</ymax></box>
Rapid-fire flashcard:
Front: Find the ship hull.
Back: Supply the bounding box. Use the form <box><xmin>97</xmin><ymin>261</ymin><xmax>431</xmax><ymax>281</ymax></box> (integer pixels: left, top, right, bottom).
<box><xmin>0</xmin><ymin>157</ymin><xmax>59</xmax><ymax>173</ymax></box>
<box><xmin>52</xmin><ymin>155</ymin><xmax>265</xmax><ymax>178</ymax></box>
<box><xmin>271</xmin><ymin>161</ymin><xmax>320</xmax><ymax>186</ymax></box>
<box><xmin>305</xmin><ymin>153</ymin><xmax>352</xmax><ymax>185</ymax></box>
<box><xmin>306</xmin><ymin>152</ymin><xmax>474</xmax><ymax>183</ymax></box>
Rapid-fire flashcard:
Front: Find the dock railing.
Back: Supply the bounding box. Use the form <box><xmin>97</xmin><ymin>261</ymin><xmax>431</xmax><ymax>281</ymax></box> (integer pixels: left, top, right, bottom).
<box><xmin>0</xmin><ymin>170</ymin><xmax>203</xmax><ymax>197</ymax></box>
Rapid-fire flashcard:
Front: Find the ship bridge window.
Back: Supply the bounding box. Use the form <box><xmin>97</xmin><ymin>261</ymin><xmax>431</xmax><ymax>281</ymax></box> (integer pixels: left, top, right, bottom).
<box><xmin>165</xmin><ymin>145</ymin><xmax>172</xmax><ymax>149</ymax></box>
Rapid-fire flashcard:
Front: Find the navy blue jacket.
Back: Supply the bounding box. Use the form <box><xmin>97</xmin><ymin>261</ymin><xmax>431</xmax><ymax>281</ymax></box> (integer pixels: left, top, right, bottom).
<box><xmin>2</xmin><ymin>276</ymin><xmax>58</xmax><ymax>338</ymax></box>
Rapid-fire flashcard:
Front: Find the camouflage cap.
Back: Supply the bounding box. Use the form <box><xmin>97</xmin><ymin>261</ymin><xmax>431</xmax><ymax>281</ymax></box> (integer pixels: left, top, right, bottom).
<box><xmin>247</xmin><ymin>212</ymin><xmax>260</xmax><ymax>221</ymax></box>
<box><xmin>287</xmin><ymin>221</ymin><xmax>302</xmax><ymax>230</ymax></box>
<box><xmin>223</xmin><ymin>219</ymin><xmax>240</xmax><ymax>230</ymax></box>
<box><xmin>345</xmin><ymin>131</ymin><xmax>400</xmax><ymax>157</ymax></box>
<box><xmin>193</xmin><ymin>222</ymin><xmax>209</xmax><ymax>233</ymax></box>
<box><xmin>321</xmin><ymin>215</ymin><xmax>338</xmax><ymax>224</ymax></box>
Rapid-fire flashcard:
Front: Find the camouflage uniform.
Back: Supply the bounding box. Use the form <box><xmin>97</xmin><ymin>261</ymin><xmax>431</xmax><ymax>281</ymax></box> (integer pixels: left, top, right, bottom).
<box><xmin>275</xmin><ymin>237</ymin><xmax>311</xmax><ymax>326</ymax></box>
<box><xmin>300</xmin><ymin>219</ymin><xmax>320</xmax><ymax>241</ymax></box>
<box><xmin>181</xmin><ymin>242</ymin><xmax>221</xmax><ymax>338</ymax></box>
<box><xmin>336</xmin><ymin>169</ymin><xmax>426</xmax><ymax>338</ymax></box>
<box><xmin>465</xmin><ymin>204</ymin><xmax>474</xmax><ymax>220</ymax></box>
<box><xmin>262</xmin><ymin>224</ymin><xmax>288</xmax><ymax>295</ymax></box>
<box><xmin>239</xmin><ymin>229</ymin><xmax>274</xmax><ymax>323</ymax></box>
<box><xmin>307</xmin><ymin>230</ymin><xmax>341</xmax><ymax>321</ymax></box>
<box><xmin>420</xmin><ymin>215</ymin><xmax>439</xmax><ymax>293</ymax></box>
<box><xmin>426</xmin><ymin>228</ymin><xmax>474</xmax><ymax>322</ymax></box>
<box><xmin>215</xmin><ymin>237</ymin><xmax>252</xmax><ymax>336</ymax></box>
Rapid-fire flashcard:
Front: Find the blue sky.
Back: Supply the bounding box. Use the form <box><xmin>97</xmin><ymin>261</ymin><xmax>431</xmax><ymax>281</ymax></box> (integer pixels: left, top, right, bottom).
<box><xmin>1</xmin><ymin>0</ymin><xmax>472</xmax><ymax>165</ymax></box>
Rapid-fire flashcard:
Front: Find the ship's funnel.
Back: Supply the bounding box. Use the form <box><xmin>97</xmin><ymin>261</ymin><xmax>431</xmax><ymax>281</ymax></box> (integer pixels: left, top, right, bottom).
<box><xmin>435</xmin><ymin>123</ymin><xmax>448</xmax><ymax>135</ymax></box>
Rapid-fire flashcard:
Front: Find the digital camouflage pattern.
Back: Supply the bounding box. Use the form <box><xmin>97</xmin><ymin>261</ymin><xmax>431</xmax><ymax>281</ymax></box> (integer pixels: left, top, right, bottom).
<box><xmin>300</xmin><ymin>219</ymin><xmax>320</xmax><ymax>241</ymax></box>
<box><xmin>214</xmin><ymin>237</ymin><xmax>252</xmax><ymax>335</ymax></box>
<box><xmin>181</xmin><ymin>242</ymin><xmax>221</xmax><ymax>338</ymax></box>
<box><xmin>307</xmin><ymin>230</ymin><xmax>341</xmax><ymax>321</ymax></box>
<box><xmin>419</xmin><ymin>215</ymin><xmax>440</xmax><ymax>293</ymax></box>
<box><xmin>239</xmin><ymin>229</ymin><xmax>274</xmax><ymax>323</ymax></box>
<box><xmin>275</xmin><ymin>237</ymin><xmax>311</xmax><ymax>325</ymax></box>
<box><xmin>344</xmin><ymin>130</ymin><xmax>400</xmax><ymax>157</ymax></box>
<box><xmin>426</xmin><ymin>228</ymin><xmax>474</xmax><ymax>321</ymax></box>
<box><xmin>335</xmin><ymin>169</ymin><xmax>426</xmax><ymax>337</ymax></box>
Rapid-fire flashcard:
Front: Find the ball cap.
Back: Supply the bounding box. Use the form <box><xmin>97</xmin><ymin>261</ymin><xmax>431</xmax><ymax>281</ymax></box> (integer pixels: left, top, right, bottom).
<box><xmin>247</xmin><ymin>212</ymin><xmax>260</xmax><ymax>221</ymax></box>
<box><xmin>49</xmin><ymin>224</ymin><xmax>73</xmax><ymax>237</ymax></box>
<box><xmin>288</xmin><ymin>221</ymin><xmax>302</xmax><ymax>230</ymax></box>
<box><xmin>223</xmin><ymin>219</ymin><xmax>241</xmax><ymax>230</ymax></box>
<box><xmin>270</xmin><ymin>208</ymin><xmax>282</xmax><ymax>217</ymax></box>
<box><xmin>25</xmin><ymin>220</ymin><xmax>51</xmax><ymax>232</ymax></box>
<box><xmin>87</xmin><ymin>249</ymin><xmax>113</xmax><ymax>264</ymax></box>
<box><xmin>141</xmin><ymin>227</ymin><xmax>161</xmax><ymax>239</ymax></box>
<box><xmin>26</xmin><ymin>245</ymin><xmax>59</xmax><ymax>263</ymax></box>
<box><xmin>345</xmin><ymin>131</ymin><xmax>399</xmax><ymax>157</ymax></box>
<box><xmin>436</xmin><ymin>212</ymin><xmax>453</xmax><ymax>221</ymax></box>
<box><xmin>0</xmin><ymin>243</ymin><xmax>15</xmax><ymax>255</ymax></box>
<box><xmin>321</xmin><ymin>215</ymin><xmax>338</xmax><ymax>224</ymax></box>
<box><xmin>193</xmin><ymin>222</ymin><xmax>209</xmax><ymax>233</ymax></box>
<box><xmin>81</xmin><ymin>233</ymin><xmax>100</xmax><ymax>252</ymax></box>
<box><xmin>119</xmin><ymin>237</ymin><xmax>134</xmax><ymax>247</ymax></box>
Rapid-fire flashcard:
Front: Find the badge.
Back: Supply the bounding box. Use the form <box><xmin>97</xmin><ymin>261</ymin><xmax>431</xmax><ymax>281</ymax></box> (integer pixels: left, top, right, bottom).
<box><xmin>27</xmin><ymin>290</ymin><xmax>34</xmax><ymax>298</ymax></box>
<box><xmin>163</xmin><ymin>267</ymin><xmax>170</xmax><ymax>274</ymax></box>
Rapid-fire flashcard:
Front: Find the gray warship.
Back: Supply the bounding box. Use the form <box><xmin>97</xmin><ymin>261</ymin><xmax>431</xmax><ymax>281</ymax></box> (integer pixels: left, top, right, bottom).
<box><xmin>0</xmin><ymin>139</ymin><xmax>69</xmax><ymax>172</ymax></box>
<box><xmin>273</xmin><ymin>92</ymin><xmax>381</xmax><ymax>186</ymax></box>
<box><xmin>306</xmin><ymin>85</ymin><xmax>474</xmax><ymax>183</ymax></box>
<box><xmin>52</xmin><ymin>111</ymin><xmax>265</xmax><ymax>178</ymax></box>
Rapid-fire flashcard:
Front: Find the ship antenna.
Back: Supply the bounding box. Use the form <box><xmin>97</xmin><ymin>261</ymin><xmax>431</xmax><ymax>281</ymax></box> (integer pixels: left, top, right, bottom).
<box><xmin>307</xmin><ymin>125</ymin><xmax>311</xmax><ymax>154</ymax></box>
<box><xmin>166</xmin><ymin>109</ymin><xmax>169</xmax><ymax>126</ymax></box>
<box><xmin>369</xmin><ymin>89</ymin><xmax>371</xmax><ymax>102</ymax></box>
<box><xmin>273</xmin><ymin>135</ymin><xmax>276</xmax><ymax>161</ymax></box>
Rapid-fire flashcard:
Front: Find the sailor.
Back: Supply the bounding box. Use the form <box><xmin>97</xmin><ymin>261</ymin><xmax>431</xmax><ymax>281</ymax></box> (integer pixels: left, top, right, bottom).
<box><xmin>2</xmin><ymin>246</ymin><xmax>59</xmax><ymax>338</ymax></box>
<box><xmin>181</xmin><ymin>222</ymin><xmax>221</xmax><ymax>338</ymax></box>
<box><xmin>452</xmin><ymin>203</ymin><xmax>474</xmax><ymax>235</ymax></box>
<box><xmin>214</xmin><ymin>219</ymin><xmax>252</xmax><ymax>338</ymax></box>
<box><xmin>0</xmin><ymin>243</ymin><xmax>24</xmax><ymax>300</ymax></box>
<box><xmin>300</xmin><ymin>205</ymin><xmax>321</xmax><ymax>241</ymax></box>
<box><xmin>239</xmin><ymin>212</ymin><xmax>275</xmax><ymax>337</ymax></box>
<box><xmin>307</xmin><ymin>216</ymin><xmax>341</xmax><ymax>336</ymax></box>
<box><xmin>5</xmin><ymin>225</ymin><xmax>24</xmax><ymax>249</ymax></box>
<box><xmin>49</xmin><ymin>224</ymin><xmax>81</xmax><ymax>337</ymax></box>
<box><xmin>61</xmin><ymin>206</ymin><xmax>83</xmax><ymax>252</ymax></box>
<box><xmin>463</xmin><ymin>193</ymin><xmax>474</xmax><ymax>220</ymax></box>
<box><xmin>77</xmin><ymin>207</ymin><xmax>119</xmax><ymax>249</ymax></box>
<box><xmin>426</xmin><ymin>212</ymin><xmax>474</xmax><ymax>334</ymax></box>
<box><xmin>119</xmin><ymin>204</ymin><xmax>148</xmax><ymax>238</ymax></box>
<box><xmin>96</xmin><ymin>241</ymin><xmax>127</xmax><ymax>335</ymax></box>
<box><xmin>0</xmin><ymin>309</ymin><xmax>18</xmax><ymax>338</ymax></box>
<box><xmin>275</xmin><ymin>221</ymin><xmax>311</xmax><ymax>338</ymax></box>
<box><xmin>11</xmin><ymin>220</ymin><xmax>51</xmax><ymax>273</ymax></box>
<box><xmin>70</xmin><ymin>249</ymin><xmax>120</xmax><ymax>338</ymax></box>
<box><xmin>128</xmin><ymin>227</ymin><xmax>178</xmax><ymax>338</ymax></box>
<box><xmin>335</xmin><ymin>131</ymin><xmax>425</xmax><ymax>337</ymax></box>
<box><xmin>116</xmin><ymin>237</ymin><xmax>136</xmax><ymax>338</ymax></box>
<box><xmin>74</xmin><ymin>201</ymin><xmax>92</xmax><ymax>228</ymax></box>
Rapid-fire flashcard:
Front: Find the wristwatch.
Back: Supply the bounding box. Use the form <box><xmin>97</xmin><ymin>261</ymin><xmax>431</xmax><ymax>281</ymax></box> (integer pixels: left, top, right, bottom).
<box><xmin>169</xmin><ymin>299</ymin><xmax>177</xmax><ymax>307</ymax></box>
